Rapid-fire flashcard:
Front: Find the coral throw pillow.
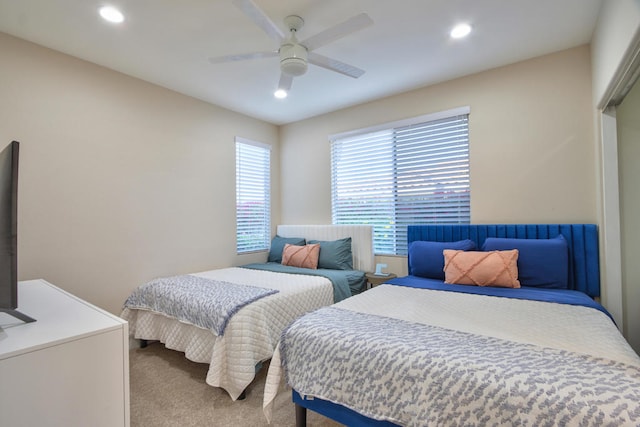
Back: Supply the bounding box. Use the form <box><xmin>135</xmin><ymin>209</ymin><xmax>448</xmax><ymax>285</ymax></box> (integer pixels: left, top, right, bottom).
<box><xmin>281</xmin><ymin>243</ymin><xmax>320</xmax><ymax>269</ymax></box>
<box><xmin>443</xmin><ymin>249</ymin><xmax>520</xmax><ymax>288</ymax></box>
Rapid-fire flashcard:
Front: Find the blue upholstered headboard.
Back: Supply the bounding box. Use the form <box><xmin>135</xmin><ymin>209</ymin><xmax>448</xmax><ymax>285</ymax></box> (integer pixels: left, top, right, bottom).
<box><xmin>407</xmin><ymin>224</ymin><xmax>600</xmax><ymax>298</ymax></box>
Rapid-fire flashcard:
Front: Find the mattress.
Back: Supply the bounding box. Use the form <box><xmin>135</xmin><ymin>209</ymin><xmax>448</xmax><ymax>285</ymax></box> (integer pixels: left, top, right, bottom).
<box><xmin>263</xmin><ymin>284</ymin><xmax>640</xmax><ymax>423</ymax></box>
<box><xmin>332</xmin><ymin>285</ymin><xmax>637</xmax><ymax>362</ymax></box>
<box><xmin>122</xmin><ymin>266</ymin><xmax>333</xmax><ymax>400</ymax></box>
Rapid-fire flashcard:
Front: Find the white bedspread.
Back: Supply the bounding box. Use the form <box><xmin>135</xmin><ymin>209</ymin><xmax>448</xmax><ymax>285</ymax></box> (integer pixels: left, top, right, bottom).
<box><xmin>121</xmin><ymin>267</ymin><xmax>333</xmax><ymax>400</ymax></box>
<box><xmin>263</xmin><ymin>285</ymin><xmax>640</xmax><ymax>423</ymax></box>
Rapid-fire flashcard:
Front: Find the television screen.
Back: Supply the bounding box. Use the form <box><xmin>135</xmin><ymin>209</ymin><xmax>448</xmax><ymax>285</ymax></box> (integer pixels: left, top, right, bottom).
<box><xmin>0</xmin><ymin>141</ymin><xmax>35</xmax><ymax>324</ymax></box>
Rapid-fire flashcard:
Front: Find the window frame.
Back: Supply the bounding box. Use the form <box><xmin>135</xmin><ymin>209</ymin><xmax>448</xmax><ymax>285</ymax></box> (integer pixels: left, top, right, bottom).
<box><xmin>329</xmin><ymin>106</ymin><xmax>470</xmax><ymax>256</ymax></box>
<box><xmin>235</xmin><ymin>137</ymin><xmax>271</xmax><ymax>254</ymax></box>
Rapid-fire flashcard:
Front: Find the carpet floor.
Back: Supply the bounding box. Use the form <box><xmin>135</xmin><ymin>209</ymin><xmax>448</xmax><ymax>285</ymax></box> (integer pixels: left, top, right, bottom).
<box><xmin>129</xmin><ymin>342</ymin><xmax>343</xmax><ymax>427</ymax></box>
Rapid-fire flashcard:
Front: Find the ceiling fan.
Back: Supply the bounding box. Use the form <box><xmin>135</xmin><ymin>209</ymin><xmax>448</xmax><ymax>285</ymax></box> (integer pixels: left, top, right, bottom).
<box><xmin>209</xmin><ymin>0</ymin><xmax>373</xmax><ymax>97</ymax></box>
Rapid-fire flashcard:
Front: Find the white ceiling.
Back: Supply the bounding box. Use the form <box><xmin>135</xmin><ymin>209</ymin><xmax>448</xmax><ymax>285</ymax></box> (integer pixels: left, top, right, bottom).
<box><xmin>0</xmin><ymin>0</ymin><xmax>603</xmax><ymax>125</ymax></box>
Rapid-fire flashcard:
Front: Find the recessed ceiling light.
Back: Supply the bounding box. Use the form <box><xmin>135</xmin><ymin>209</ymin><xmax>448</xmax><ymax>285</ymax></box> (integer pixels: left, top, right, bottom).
<box><xmin>274</xmin><ymin>89</ymin><xmax>288</xmax><ymax>99</ymax></box>
<box><xmin>99</xmin><ymin>6</ymin><xmax>125</xmax><ymax>24</ymax></box>
<box><xmin>450</xmin><ymin>23</ymin><xmax>471</xmax><ymax>39</ymax></box>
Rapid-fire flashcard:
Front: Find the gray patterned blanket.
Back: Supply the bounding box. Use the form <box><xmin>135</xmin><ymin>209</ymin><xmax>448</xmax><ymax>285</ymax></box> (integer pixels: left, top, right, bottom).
<box><xmin>280</xmin><ymin>307</ymin><xmax>640</xmax><ymax>426</ymax></box>
<box><xmin>123</xmin><ymin>275</ymin><xmax>278</xmax><ymax>336</ymax></box>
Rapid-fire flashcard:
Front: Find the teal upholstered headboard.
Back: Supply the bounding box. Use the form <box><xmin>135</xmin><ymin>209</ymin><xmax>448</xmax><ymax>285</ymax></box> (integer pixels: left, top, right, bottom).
<box><xmin>407</xmin><ymin>224</ymin><xmax>600</xmax><ymax>298</ymax></box>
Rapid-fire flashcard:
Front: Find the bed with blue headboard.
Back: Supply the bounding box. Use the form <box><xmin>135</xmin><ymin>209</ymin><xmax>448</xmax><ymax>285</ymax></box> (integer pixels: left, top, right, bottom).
<box><xmin>263</xmin><ymin>224</ymin><xmax>640</xmax><ymax>426</ymax></box>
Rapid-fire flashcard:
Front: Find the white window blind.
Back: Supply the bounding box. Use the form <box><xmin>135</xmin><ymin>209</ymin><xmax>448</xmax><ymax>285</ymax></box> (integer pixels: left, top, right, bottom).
<box><xmin>330</xmin><ymin>108</ymin><xmax>470</xmax><ymax>255</ymax></box>
<box><xmin>236</xmin><ymin>137</ymin><xmax>271</xmax><ymax>253</ymax></box>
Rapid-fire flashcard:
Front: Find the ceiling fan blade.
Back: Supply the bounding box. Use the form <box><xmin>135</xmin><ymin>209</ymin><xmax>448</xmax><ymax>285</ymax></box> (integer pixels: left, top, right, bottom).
<box><xmin>308</xmin><ymin>52</ymin><xmax>365</xmax><ymax>78</ymax></box>
<box><xmin>277</xmin><ymin>73</ymin><xmax>294</xmax><ymax>91</ymax></box>
<box><xmin>232</xmin><ymin>0</ymin><xmax>285</xmax><ymax>43</ymax></box>
<box><xmin>209</xmin><ymin>51</ymin><xmax>278</xmax><ymax>64</ymax></box>
<box><xmin>301</xmin><ymin>13</ymin><xmax>373</xmax><ymax>51</ymax></box>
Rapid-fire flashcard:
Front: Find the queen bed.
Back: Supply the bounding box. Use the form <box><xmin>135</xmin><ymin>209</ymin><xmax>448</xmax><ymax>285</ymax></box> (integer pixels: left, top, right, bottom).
<box><xmin>121</xmin><ymin>224</ymin><xmax>374</xmax><ymax>400</ymax></box>
<box><xmin>263</xmin><ymin>224</ymin><xmax>640</xmax><ymax>426</ymax></box>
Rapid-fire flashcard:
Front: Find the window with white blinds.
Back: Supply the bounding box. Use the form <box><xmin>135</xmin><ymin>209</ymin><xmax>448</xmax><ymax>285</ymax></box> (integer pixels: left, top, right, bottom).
<box><xmin>330</xmin><ymin>107</ymin><xmax>470</xmax><ymax>255</ymax></box>
<box><xmin>236</xmin><ymin>137</ymin><xmax>271</xmax><ymax>254</ymax></box>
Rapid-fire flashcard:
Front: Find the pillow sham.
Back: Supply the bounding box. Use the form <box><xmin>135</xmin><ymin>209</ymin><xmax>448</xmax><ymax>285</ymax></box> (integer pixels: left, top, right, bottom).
<box><xmin>307</xmin><ymin>237</ymin><xmax>353</xmax><ymax>270</ymax></box>
<box><xmin>281</xmin><ymin>243</ymin><xmax>320</xmax><ymax>269</ymax></box>
<box><xmin>443</xmin><ymin>249</ymin><xmax>520</xmax><ymax>288</ymax></box>
<box><xmin>481</xmin><ymin>235</ymin><xmax>569</xmax><ymax>289</ymax></box>
<box><xmin>408</xmin><ymin>239</ymin><xmax>477</xmax><ymax>280</ymax></box>
<box><xmin>268</xmin><ymin>236</ymin><xmax>305</xmax><ymax>263</ymax></box>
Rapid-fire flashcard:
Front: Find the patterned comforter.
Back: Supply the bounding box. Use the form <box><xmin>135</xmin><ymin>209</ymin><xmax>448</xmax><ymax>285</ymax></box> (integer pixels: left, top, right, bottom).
<box><xmin>123</xmin><ymin>275</ymin><xmax>278</xmax><ymax>336</ymax></box>
<box><xmin>263</xmin><ymin>285</ymin><xmax>640</xmax><ymax>425</ymax></box>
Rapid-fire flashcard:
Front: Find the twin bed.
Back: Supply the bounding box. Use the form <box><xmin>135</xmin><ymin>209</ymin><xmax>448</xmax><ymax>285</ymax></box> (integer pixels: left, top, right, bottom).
<box><xmin>121</xmin><ymin>224</ymin><xmax>374</xmax><ymax>400</ymax></box>
<box><xmin>263</xmin><ymin>224</ymin><xmax>640</xmax><ymax>426</ymax></box>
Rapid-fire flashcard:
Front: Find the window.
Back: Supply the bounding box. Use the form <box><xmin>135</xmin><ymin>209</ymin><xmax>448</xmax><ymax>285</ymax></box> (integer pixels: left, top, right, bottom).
<box><xmin>330</xmin><ymin>107</ymin><xmax>470</xmax><ymax>255</ymax></box>
<box><xmin>236</xmin><ymin>137</ymin><xmax>271</xmax><ymax>253</ymax></box>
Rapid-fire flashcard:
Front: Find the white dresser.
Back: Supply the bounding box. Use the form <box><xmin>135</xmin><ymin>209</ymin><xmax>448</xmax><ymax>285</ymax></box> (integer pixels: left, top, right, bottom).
<box><xmin>0</xmin><ymin>279</ymin><xmax>130</xmax><ymax>427</ymax></box>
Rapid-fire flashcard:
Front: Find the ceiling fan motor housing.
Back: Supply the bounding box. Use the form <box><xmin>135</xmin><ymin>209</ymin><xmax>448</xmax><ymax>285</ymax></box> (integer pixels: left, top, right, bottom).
<box><xmin>280</xmin><ymin>42</ymin><xmax>308</xmax><ymax>76</ymax></box>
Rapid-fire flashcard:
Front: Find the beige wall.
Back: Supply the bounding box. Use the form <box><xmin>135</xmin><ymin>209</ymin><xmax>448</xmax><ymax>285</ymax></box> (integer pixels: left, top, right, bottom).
<box><xmin>617</xmin><ymin>80</ymin><xmax>640</xmax><ymax>351</ymax></box>
<box><xmin>0</xmin><ymin>32</ymin><xmax>279</xmax><ymax>315</ymax></box>
<box><xmin>280</xmin><ymin>46</ymin><xmax>596</xmax><ymax>276</ymax></box>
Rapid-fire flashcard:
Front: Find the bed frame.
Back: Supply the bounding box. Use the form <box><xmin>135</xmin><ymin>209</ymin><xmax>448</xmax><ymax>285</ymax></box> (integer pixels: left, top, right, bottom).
<box><xmin>293</xmin><ymin>223</ymin><xmax>600</xmax><ymax>427</ymax></box>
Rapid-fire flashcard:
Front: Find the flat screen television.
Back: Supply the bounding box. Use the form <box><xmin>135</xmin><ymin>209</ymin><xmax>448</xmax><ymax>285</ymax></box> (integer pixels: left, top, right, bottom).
<box><xmin>0</xmin><ymin>141</ymin><xmax>35</xmax><ymax>324</ymax></box>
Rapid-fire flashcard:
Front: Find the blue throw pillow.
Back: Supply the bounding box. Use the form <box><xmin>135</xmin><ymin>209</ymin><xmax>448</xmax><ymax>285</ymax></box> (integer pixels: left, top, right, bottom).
<box><xmin>481</xmin><ymin>235</ymin><xmax>569</xmax><ymax>289</ymax></box>
<box><xmin>268</xmin><ymin>236</ymin><xmax>305</xmax><ymax>263</ymax></box>
<box><xmin>308</xmin><ymin>237</ymin><xmax>353</xmax><ymax>270</ymax></box>
<box><xmin>409</xmin><ymin>240</ymin><xmax>476</xmax><ymax>280</ymax></box>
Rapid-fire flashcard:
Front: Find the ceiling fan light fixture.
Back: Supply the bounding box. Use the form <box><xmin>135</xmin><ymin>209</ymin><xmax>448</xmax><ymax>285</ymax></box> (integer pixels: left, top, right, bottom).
<box><xmin>279</xmin><ymin>42</ymin><xmax>308</xmax><ymax>76</ymax></box>
<box><xmin>281</xmin><ymin>57</ymin><xmax>307</xmax><ymax>76</ymax></box>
